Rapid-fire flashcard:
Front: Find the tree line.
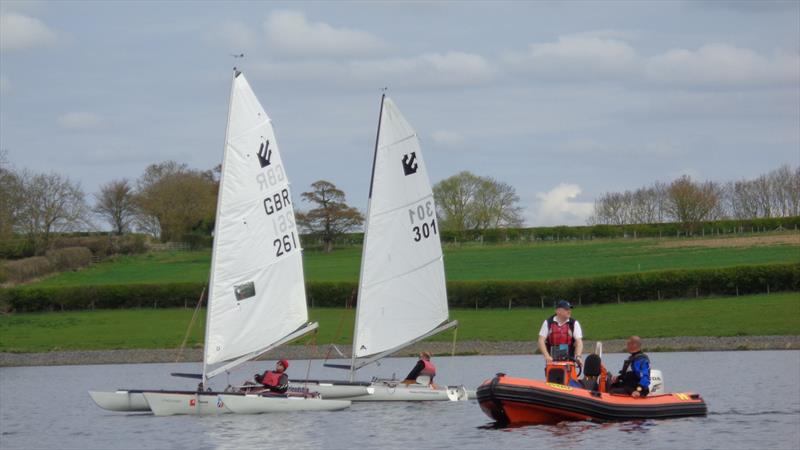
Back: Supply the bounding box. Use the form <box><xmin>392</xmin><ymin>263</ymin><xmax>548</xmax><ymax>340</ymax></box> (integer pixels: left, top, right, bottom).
<box><xmin>589</xmin><ymin>165</ymin><xmax>800</xmax><ymax>232</ymax></box>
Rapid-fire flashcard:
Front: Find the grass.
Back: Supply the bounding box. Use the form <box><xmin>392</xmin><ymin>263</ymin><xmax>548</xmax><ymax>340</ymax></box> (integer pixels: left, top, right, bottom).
<box><xmin>1</xmin><ymin>293</ymin><xmax>797</xmax><ymax>353</ymax></box>
<box><xmin>22</xmin><ymin>237</ymin><xmax>800</xmax><ymax>287</ymax></box>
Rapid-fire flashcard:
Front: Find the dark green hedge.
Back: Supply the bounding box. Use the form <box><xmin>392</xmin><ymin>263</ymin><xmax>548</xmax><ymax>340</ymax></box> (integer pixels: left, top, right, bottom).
<box><xmin>312</xmin><ymin>216</ymin><xmax>800</xmax><ymax>246</ymax></box>
<box><xmin>1</xmin><ymin>263</ymin><xmax>796</xmax><ymax>312</ymax></box>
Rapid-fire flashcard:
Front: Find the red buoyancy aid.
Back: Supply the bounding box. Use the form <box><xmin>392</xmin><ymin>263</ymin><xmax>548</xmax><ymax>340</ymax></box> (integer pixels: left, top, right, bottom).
<box><xmin>420</xmin><ymin>360</ymin><xmax>436</xmax><ymax>377</ymax></box>
<box><xmin>260</xmin><ymin>370</ymin><xmax>282</xmax><ymax>387</ymax></box>
<box><xmin>545</xmin><ymin>315</ymin><xmax>574</xmax><ymax>347</ymax></box>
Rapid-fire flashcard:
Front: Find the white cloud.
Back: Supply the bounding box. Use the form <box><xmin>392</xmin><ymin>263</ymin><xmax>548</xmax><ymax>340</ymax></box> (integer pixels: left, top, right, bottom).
<box><xmin>0</xmin><ymin>12</ymin><xmax>57</xmax><ymax>51</ymax></box>
<box><xmin>430</xmin><ymin>130</ymin><xmax>465</xmax><ymax>146</ymax></box>
<box><xmin>57</xmin><ymin>112</ymin><xmax>105</xmax><ymax>130</ymax></box>
<box><xmin>502</xmin><ymin>35</ymin><xmax>639</xmax><ymax>80</ymax></box>
<box><xmin>529</xmin><ymin>183</ymin><xmax>594</xmax><ymax>226</ymax></box>
<box><xmin>211</xmin><ymin>20</ymin><xmax>259</xmax><ymax>50</ymax></box>
<box><xmin>645</xmin><ymin>44</ymin><xmax>800</xmax><ymax>86</ymax></box>
<box><xmin>264</xmin><ymin>10</ymin><xmax>385</xmax><ymax>58</ymax></box>
<box><xmin>252</xmin><ymin>51</ymin><xmax>494</xmax><ymax>89</ymax></box>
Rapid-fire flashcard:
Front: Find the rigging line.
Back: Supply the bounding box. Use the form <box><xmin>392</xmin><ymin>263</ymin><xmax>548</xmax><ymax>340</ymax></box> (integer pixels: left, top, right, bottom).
<box><xmin>175</xmin><ymin>286</ymin><xmax>206</xmax><ymax>363</ymax></box>
<box><xmin>323</xmin><ymin>287</ymin><xmax>354</xmax><ymax>363</ymax></box>
<box><xmin>449</xmin><ymin>325</ymin><xmax>459</xmax><ymax>384</ymax></box>
<box><xmin>303</xmin><ymin>329</ymin><xmax>318</xmax><ymax>393</ymax></box>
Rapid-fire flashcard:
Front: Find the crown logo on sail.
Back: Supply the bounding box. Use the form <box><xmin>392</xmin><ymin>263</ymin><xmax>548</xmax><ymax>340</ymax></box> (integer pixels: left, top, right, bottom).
<box><xmin>257</xmin><ymin>138</ymin><xmax>273</xmax><ymax>168</ymax></box>
<box><xmin>401</xmin><ymin>152</ymin><xmax>418</xmax><ymax>176</ymax></box>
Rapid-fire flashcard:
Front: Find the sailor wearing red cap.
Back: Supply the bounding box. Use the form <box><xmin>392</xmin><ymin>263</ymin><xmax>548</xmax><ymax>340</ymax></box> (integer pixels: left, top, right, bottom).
<box><xmin>253</xmin><ymin>359</ymin><xmax>290</xmax><ymax>394</ymax></box>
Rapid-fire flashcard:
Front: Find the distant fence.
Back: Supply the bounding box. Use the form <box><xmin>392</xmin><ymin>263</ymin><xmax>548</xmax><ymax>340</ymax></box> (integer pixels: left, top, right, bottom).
<box><xmin>2</xmin><ymin>263</ymin><xmax>796</xmax><ymax>313</ymax></box>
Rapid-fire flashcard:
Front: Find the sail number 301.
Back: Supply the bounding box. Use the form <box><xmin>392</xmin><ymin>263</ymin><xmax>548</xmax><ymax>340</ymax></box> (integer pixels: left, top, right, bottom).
<box><xmin>409</xmin><ymin>200</ymin><xmax>437</xmax><ymax>242</ymax></box>
<box><xmin>274</xmin><ymin>232</ymin><xmax>298</xmax><ymax>257</ymax></box>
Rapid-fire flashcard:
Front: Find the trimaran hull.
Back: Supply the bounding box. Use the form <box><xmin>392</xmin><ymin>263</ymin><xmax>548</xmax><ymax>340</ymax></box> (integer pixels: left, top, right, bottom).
<box><xmin>89</xmin><ymin>390</ymin><xmax>150</xmax><ymax>412</ymax></box>
<box><xmin>141</xmin><ymin>391</ymin><xmax>350</xmax><ymax>416</ymax></box>
<box><xmin>289</xmin><ymin>380</ymin><xmax>472</xmax><ymax>401</ymax></box>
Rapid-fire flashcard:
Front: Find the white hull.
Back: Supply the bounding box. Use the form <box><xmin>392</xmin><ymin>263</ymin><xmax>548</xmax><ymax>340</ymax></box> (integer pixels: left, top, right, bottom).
<box><xmin>143</xmin><ymin>392</ymin><xmax>233</xmax><ymax>416</ymax></box>
<box><xmin>291</xmin><ymin>380</ymin><xmax>472</xmax><ymax>402</ymax></box>
<box><xmin>219</xmin><ymin>394</ymin><xmax>351</xmax><ymax>414</ymax></box>
<box><xmin>88</xmin><ymin>391</ymin><xmax>150</xmax><ymax>412</ymax></box>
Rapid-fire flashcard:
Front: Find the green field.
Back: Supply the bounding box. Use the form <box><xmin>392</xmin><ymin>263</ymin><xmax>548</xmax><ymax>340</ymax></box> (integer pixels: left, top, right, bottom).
<box><xmin>1</xmin><ymin>293</ymin><xmax>797</xmax><ymax>353</ymax></box>
<box><xmin>22</xmin><ymin>237</ymin><xmax>800</xmax><ymax>287</ymax></box>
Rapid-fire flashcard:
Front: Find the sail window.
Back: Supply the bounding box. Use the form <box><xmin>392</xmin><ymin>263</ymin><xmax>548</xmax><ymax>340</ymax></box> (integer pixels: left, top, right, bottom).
<box><xmin>234</xmin><ymin>281</ymin><xmax>256</xmax><ymax>301</ymax></box>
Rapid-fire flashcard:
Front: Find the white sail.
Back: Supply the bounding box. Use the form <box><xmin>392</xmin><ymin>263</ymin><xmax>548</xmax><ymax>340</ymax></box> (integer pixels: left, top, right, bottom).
<box><xmin>352</xmin><ymin>96</ymin><xmax>449</xmax><ymax>359</ymax></box>
<box><xmin>205</xmin><ymin>72</ymin><xmax>308</xmax><ymax>366</ymax></box>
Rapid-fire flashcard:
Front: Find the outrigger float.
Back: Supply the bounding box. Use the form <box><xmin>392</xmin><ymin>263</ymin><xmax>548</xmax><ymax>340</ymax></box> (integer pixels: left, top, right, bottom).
<box><xmin>477</xmin><ymin>349</ymin><xmax>707</xmax><ymax>425</ymax></box>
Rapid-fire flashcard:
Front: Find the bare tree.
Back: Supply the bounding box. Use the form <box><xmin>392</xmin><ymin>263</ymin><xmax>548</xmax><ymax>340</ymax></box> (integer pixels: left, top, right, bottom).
<box><xmin>94</xmin><ymin>179</ymin><xmax>138</xmax><ymax>235</ymax></box>
<box><xmin>296</xmin><ymin>180</ymin><xmax>363</xmax><ymax>252</ymax></box>
<box><xmin>663</xmin><ymin>175</ymin><xmax>721</xmax><ymax>233</ymax></box>
<box><xmin>17</xmin><ymin>171</ymin><xmax>89</xmax><ymax>252</ymax></box>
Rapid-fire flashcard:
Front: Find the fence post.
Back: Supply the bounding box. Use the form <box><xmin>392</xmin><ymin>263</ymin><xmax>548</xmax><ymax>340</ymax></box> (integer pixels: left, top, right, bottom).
<box><xmin>475</xmin><ymin>299</ymin><xmax>478</xmax><ymax>311</ymax></box>
<box><xmin>617</xmin><ymin>293</ymin><xmax>621</xmax><ymax>304</ymax></box>
<box><xmin>540</xmin><ymin>296</ymin><xmax>544</xmax><ymax>309</ymax></box>
<box><xmin>695</xmin><ymin>287</ymin><xmax>699</xmax><ymax>298</ymax></box>
<box><xmin>578</xmin><ymin>294</ymin><xmax>582</xmax><ymax>306</ymax></box>
<box><xmin>657</xmin><ymin>290</ymin><xmax>661</xmax><ymax>300</ymax></box>
<box><xmin>736</xmin><ymin>286</ymin><xmax>739</xmax><ymax>296</ymax></box>
<box><xmin>767</xmin><ymin>284</ymin><xmax>770</xmax><ymax>295</ymax></box>
<box><xmin>508</xmin><ymin>299</ymin><xmax>512</xmax><ymax>310</ymax></box>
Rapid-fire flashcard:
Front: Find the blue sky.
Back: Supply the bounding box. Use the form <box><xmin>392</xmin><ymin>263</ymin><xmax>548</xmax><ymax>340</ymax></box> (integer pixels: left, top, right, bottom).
<box><xmin>1</xmin><ymin>0</ymin><xmax>798</xmax><ymax>226</ymax></box>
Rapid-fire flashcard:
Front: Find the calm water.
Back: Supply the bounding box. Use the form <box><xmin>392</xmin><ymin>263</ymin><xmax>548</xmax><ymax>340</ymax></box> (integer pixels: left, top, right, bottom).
<box><xmin>1</xmin><ymin>351</ymin><xmax>799</xmax><ymax>450</ymax></box>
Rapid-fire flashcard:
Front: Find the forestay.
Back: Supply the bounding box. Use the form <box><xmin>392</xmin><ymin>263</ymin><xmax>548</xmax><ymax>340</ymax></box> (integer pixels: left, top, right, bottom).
<box><xmin>353</xmin><ymin>96</ymin><xmax>449</xmax><ymax>359</ymax></box>
<box><xmin>205</xmin><ymin>72</ymin><xmax>308</xmax><ymax>366</ymax></box>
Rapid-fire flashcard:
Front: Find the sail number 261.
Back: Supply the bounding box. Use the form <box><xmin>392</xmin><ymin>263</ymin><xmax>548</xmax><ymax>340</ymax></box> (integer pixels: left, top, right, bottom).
<box><xmin>274</xmin><ymin>232</ymin><xmax>298</xmax><ymax>257</ymax></box>
<box><xmin>409</xmin><ymin>200</ymin><xmax>437</xmax><ymax>242</ymax></box>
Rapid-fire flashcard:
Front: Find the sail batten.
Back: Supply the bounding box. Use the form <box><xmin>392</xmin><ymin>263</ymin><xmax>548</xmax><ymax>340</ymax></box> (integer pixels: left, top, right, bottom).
<box><xmin>353</xmin><ymin>97</ymin><xmax>449</xmax><ymax>359</ymax></box>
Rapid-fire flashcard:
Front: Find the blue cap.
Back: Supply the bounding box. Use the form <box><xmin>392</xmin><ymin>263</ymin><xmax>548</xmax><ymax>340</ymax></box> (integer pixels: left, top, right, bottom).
<box><xmin>556</xmin><ymin>300</ymin><xmax>573</xmax><ymax>310</ymax></box>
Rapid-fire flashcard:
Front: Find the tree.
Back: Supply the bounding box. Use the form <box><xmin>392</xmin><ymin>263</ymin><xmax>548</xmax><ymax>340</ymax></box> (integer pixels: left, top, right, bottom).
<box><xmin>94</xmin><ymin>179</ymin><xmax>138</xmax><ymax>235</ymax></box>
<box><xmin>0</xmin><ymin>151</ymin><xmax>24</xmax><ymax>238</ymax></box>
<box><xmin>432</xmin><ymin>171</ymin><xmax>482</xmax><ymax>231</ymax></box>
<box><xmin>663</xmin><ymin>175</ymin><xmax>721</xmax><ymax>233</ymax></box>
<box><xmin>135</xmin><ymin>161</ymin><xmax>217</xmax><ymax>241</ymax></box>
<box><xmin>16</xmin><ymin>171</ymin><xmax>90</xmax><ymax>252</ymax></box>
<box><xmin>433</xmin><ymin>171</ymin><xmax>524</xmax><ymax>231</ymax></box>
<box><xmin>296</xmin><ymin>180</ymin><xmax>364</xmax><ymax>252</ymax></box>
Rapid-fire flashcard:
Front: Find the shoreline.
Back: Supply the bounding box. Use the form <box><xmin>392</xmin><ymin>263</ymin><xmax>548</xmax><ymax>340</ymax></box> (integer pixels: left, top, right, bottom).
<box><xmin>1</xmin><ymin>335</ymin><xmax>798</xmax><ymax>367</ymax></box>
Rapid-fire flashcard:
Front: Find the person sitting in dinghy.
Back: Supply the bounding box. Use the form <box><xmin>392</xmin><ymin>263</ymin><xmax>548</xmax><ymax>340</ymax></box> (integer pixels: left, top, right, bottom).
<box><xmin>403</xmin><ymin>351</ymin><xmax>437</xmax><ymax>387</ymax></box>
<box><xmin>610</xmin><ymin>336</ymin><xmax>651</xmax><ymax>397</ymax></box>
<box><xmin>538</xmin><ymin>300</ymin><xmax>584</xmax><ymax>366</ymax></box>
<box><xmin>248</xmin><ymin>359</ymin><xmax>290</xmax><ymax>394</ymax></box>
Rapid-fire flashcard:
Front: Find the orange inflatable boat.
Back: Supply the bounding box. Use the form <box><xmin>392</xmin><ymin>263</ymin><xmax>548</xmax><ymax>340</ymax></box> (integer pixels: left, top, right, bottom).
<box><xmin>477</xmin><ymin>361</ymin><xmax>707</xmax><ymax>425</ymax></box>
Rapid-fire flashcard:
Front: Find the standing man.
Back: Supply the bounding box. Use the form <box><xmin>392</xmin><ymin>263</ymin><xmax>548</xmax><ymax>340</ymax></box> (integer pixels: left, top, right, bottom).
<box><xmin>610</xmin><ymin>336</ymin><xmax>651</xmax><ymax>397</ymax></box>
<box><xmin>537</xmin><ymin>300</ymin><xmax>584</xmax><ymax>365</ymax></box>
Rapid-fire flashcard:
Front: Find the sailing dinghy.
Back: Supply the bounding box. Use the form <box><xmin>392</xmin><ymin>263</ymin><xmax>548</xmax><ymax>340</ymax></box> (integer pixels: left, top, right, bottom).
<box><xmin>89</xmin><ymin>70</ymin><xmax>350</xmax><ymax>415</ymax></box>
<box><xmin>289</xmin><ymin>96</ymin><xmax>469</xmax><ymax>402</ymax></box>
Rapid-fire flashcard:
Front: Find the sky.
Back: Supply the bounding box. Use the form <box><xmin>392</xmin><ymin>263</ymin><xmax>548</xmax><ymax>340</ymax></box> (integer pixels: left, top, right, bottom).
<box><xmin>1</xmin><ymin>0</ymin><xmax>798</xmax><ymax>227</ymax></box>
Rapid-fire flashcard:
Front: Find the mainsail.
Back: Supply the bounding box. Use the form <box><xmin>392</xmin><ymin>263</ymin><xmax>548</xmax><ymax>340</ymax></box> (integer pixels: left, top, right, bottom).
<box><xmin>352</xmin><ymin>96</ymin><xmax>451</xmax><ymax>360</ymax></box>
<box><xmin>203</xmin><ymin>71</ymin><xmax>310</xmax><ymax>376</ymax></box>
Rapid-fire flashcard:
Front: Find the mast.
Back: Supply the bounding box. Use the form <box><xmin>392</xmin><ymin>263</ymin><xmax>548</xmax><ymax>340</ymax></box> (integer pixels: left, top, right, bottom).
<box><xmin>201</xmin><ymin>68</ymin><xmax>239</xmax><ymax>390</ymax></box>
<box><xmin>350</xmin><ymin>93</ymin><xmax>385</xmax><ymax>381</ymax></box>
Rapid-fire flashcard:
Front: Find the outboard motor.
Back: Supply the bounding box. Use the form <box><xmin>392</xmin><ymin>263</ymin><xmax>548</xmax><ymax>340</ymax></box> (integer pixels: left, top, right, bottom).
<box><xmin>545</xmin><ymin>361</ymin><xmax>579</xmax><ymax>386</ymax></box>
<box><xmin>649</xmin><ymin>369</ymin><xmax>664</xmax><ymax>394</ymax></box>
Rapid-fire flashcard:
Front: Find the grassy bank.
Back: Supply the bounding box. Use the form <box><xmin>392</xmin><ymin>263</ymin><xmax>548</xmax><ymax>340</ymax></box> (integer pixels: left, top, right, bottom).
<box><xmin>1</xmin><ymin>293</ymin><xmax>797</xmax><ymax>353</ymax></box>
<box><xmin>21</xmin><ymin>235</ymin><xmax>800</xmax><ymax>287</ymax></box>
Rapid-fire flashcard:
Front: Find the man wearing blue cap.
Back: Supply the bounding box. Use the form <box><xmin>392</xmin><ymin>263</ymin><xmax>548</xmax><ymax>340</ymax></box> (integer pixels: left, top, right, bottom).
<box><xmin>537</xmin><ymin>300</ymin><xmax>584</xmax><ymax>365</ymax></box>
